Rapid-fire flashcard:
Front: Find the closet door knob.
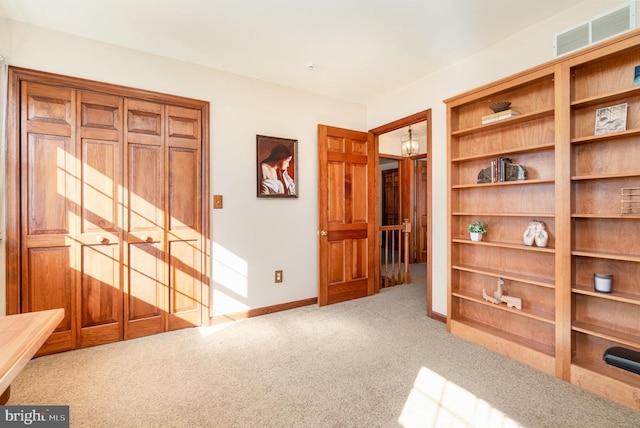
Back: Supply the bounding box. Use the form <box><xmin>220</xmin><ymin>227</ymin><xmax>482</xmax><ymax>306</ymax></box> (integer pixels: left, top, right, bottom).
<box><xmin>96</xmin><ymin>235</ymin><xmax>104</xmax><ymax>243</ymax></box>
<box><xmin>141</xmin><ymin>235</ymin><xmax>149</xmax><ymax>242</ymax></box>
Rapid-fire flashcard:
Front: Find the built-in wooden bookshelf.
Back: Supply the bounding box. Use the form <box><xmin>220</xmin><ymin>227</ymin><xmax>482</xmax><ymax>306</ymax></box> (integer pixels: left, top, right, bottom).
<box><xmin>568</xmin><ymin>41</ymin><xmax>640</xmax><ymax>407</ymax></box>
<box><xmin>446</xmin><ymin>29</ymin><xmax>640</xmax><ymax>411</ymax></box>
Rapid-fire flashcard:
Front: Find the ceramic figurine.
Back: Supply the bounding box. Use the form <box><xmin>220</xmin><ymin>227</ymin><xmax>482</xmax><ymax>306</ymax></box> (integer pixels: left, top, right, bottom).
<box><xmin>535</xmin><ymin>222</ymin><xmax>548</xmax><ymax>247</ymax></box>
<box><xmin>523</xmin><ymin>221</ymin><xmax>537</xmax><ymax>246</ymax></box>
<box><xmin>482</xmin><ymin>277</ymin><xmax>522</xmax><ymax>310</ymax></box>
<box><xmin>523</xmin><ymin>220</ymin><xmax>548</xmax><ymax>247</ymax></box>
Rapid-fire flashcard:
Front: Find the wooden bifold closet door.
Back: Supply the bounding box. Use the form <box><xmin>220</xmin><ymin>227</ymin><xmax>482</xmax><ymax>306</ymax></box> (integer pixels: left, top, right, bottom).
<box><xmin>18</xmin><ymin>77</ymin><xmax>205</xmax><ymax>355</ymax></box>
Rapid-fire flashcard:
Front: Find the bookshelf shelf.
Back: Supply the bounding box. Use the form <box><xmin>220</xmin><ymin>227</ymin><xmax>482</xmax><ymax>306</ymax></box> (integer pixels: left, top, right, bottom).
<box><xmin>451</xmin><ymin>108</ymin><xmax>554</xmax><ymax>137</ymax></box>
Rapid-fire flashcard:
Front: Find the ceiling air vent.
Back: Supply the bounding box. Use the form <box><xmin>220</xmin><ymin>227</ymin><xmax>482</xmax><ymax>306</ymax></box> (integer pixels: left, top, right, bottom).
<box><xmin>554</xmin><ymin>2</ymin><xmax>636</xmax><ymax>57</ymax></box>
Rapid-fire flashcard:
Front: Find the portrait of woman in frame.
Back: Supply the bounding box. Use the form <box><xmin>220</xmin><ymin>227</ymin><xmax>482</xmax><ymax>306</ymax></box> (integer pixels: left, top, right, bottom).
<box><xmin>256</xmin><ymin>135</ymin><xmax>298</xmax><ymax>198</ymax></box>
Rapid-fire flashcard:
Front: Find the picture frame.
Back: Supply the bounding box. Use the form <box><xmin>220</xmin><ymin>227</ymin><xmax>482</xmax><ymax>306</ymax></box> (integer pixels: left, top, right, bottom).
<box><xmin>256</xmin><ymin>135</ymin><xmax>298</xmax><ymax>198</ymax></box>
<box><xmin>595</xmin><ymin>103</ymin><xmax>627</xmax><ymax>135</ymax></box>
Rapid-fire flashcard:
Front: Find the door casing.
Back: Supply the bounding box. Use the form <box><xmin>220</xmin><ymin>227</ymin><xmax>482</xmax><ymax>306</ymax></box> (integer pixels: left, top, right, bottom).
<box><xmin>370</xmin><ymin>109</ymin><xmax>435</xmax><ymax>319</ymax></box>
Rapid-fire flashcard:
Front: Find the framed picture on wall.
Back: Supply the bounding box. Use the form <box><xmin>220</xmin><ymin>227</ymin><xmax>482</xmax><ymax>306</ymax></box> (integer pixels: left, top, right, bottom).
<box><xmin>256</xmin><ymin>135</ymin><xmax>298</xmax><ymax>198</ymax></box>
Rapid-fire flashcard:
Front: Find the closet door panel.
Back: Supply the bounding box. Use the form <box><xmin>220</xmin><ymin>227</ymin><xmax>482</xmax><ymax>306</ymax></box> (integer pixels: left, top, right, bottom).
<box><xmin>166</xmin><ymin>106</ymin><xmax>202</xmax><ymax>330</ymax></box>
<box><xmin>168</xmin><ymin>148</ymin><xmax>198</xmax><ymax>230</ymax></box>
<box><xmin>126</xmin><ymin>241</ymin><xmax>165</xmax><ymax>339</ymax></box>
<box><xmin>124</xmin><ymin>99</ymin><xmax>166</xmax><ymax>339</ymax></box>
<box><xmin>77</xmin><ymin>91</ymin><xmax>123</xmax><ymax>347</ymax></box>
<box><xmin>168</xmin><ymin>240</ymin><xmax>201</xmax><ymax>329</ymax></box>
<box><xmin>21</xmin><ymin>82</ymin><xmax>77</xmax><ymax>354</ymax></box>
<box><xmin>26</xmin><ymin>247</ymin><xmax>74</xmax><ymax>354</ymax></box>
<box><xmin>79</xmin><ymin>243</ymin><xmax>121</xmax><ymax>346</ymax></box>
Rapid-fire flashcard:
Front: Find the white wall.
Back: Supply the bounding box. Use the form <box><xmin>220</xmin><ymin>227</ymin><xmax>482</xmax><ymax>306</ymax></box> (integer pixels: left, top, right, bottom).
<box><xmin>366</xmin><ymin>0</ymin><xmax>624</xmax><ymax>315</ymax></box>
<box><xmin>0</xmin><ymin>18</ymin><xmax>367</xmax><ymax>317</ymax></box>
<box><xmin>0</xmin><ymin>0</ymin><xmax>632</xmax><ymax>318</ymax></box>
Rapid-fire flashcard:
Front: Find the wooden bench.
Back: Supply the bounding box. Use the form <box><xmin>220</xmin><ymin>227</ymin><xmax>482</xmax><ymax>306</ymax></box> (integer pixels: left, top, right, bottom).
<box><xmin>0</xmin><ymin>309</ymin><xmax>64</xmax><ymax>404</ymax></box>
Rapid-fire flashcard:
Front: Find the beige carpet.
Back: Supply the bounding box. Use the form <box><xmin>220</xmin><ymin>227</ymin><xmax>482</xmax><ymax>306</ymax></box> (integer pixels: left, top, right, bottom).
<box><xmin>7</xmin><ymin>264</ymin><xmax>640</xmax><ymax>427</ymax></box>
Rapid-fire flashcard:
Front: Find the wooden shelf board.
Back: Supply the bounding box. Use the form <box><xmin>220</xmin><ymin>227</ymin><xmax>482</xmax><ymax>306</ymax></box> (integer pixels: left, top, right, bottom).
<box><xmin>452</xmin><ymin>264</ymin><xmax>555</xmax><ymax>289</ymax></box>
<box><xmin>572</xmin><ymin>285</ymin><xmax>640</xmax><ymax>305</ymax></box>
<box><xmin>571</xmin><ymin>360</ymin><xmax>640</xmax><ymax>411</ymax></box>
<box><xmin>572</xmin><ymin>213</ymin><xmax>640</xmax><ymax>219</ymax></box>
<box><xmin>571</xmin><ymin>171</ymin><xmax>640</xmax><ymax>180</ymax></box>
<box><xmin>571</xmin><ymin>86</ymin><xmax>640</xmax><ymax>109</ymax></box>
<box><xmin>452</xmin><ymin>290</ymin><xmax>555</xmax><ymax>324</ymax></box>
<box><xmin>451</xmin><ymin>142</ymin><xmax>555</xmax><ymax>163</ymax></box>
<box><xmin>452</xmin><ymin>212</ymin><xmax>555</xmax><ymax>218</ymax></box>
<box><xmin>571</xmin><ymin>127</ymin><xmax>640</xmax><ymax>144</ymax></box>
<box><xmin>450</xmin><ymin>319</ymin><xmax>555</xmax><ymax>376</ymax></box>
<box><xmin>452</xmin><ymin>239</ymin><xmax>555</xmax><ymax>253</ymax></box>
<box><xmin>572</xmin><ymin>321</ymin><xmax>640</xmax><ymax>348</ymax></box>
<box><xmin>452</xmin><ymin>178</ymin><xmax>554</xmax><ymax>189</ymax></box>
<box><xmin>451</xmin><ymin>108</ymin><xmax>554</xmax><ymax>137</ymax></box>
<box><xmin>572</xmin><ymin>250</ymin><xmax>640</xmax><ymax>263</ymax></box>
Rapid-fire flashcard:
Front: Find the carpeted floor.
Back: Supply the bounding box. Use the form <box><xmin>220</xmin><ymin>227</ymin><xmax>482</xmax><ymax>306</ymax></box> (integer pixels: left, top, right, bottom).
<box><xmin>6</xmin><ymin>264</ymin><xmax>640</xmax><ymax>427</ymax></box>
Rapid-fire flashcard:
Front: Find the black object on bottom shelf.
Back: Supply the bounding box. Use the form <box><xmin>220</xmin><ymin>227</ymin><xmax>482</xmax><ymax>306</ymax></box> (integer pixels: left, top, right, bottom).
<box><xmin>603</xmin><ymin>347</ymin><xmax>640</xmax><ymax>375</ymax></box>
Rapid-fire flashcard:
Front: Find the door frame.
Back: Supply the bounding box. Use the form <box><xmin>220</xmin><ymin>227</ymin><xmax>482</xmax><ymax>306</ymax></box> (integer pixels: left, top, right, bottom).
<box><xmin>4</xmin><ymin>67</ymin><xmax>211</xmax><ymax>325</ymax></box>
<box><xmin>370</xmin><ymin>109</ymin><xmax>435</xmax><ymax>318</ymax></box>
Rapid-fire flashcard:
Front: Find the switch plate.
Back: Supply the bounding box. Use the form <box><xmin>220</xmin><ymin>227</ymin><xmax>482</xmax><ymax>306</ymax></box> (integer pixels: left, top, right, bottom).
<box><xmin>275</xmin><ymin>270</ymin><xmax>283</xmax><ymax>283</ymax></box>
<box><xmin>213</xmin><ymin>195</ymin><xmax>223</xmax><ymax>209</ymax></box>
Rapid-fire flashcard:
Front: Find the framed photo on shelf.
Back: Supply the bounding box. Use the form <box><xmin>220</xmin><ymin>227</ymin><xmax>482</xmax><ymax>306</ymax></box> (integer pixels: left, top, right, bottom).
<box><xmin>256</xmin><ymin>135</ymin><xmax>298</xmax><ymax>198</ymax></box>
<box><xmin>594</xmin><ymin>103</ymin><xmax>627</xmax><ymax>135</ymax></box>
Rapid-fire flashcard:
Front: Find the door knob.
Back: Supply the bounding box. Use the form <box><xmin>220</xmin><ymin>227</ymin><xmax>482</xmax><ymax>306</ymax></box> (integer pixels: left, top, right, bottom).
<box><xmin>96</xmin><ymin>235</ymin><xmax>104</xmax><ymax>243</ymax></box>
<box><xmin>141</xmin><ymin>235</ymin><xmax>149</xmax><ymax>242</ymax></box>
<box><xmin>319</xmin><ymin>230</ymin><xmax>328</xmax><ymax>236</ymax></box>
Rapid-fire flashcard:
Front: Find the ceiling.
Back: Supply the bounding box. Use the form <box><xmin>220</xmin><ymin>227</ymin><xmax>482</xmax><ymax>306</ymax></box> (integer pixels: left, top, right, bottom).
<box><xmin>0</xmin><ymin>0</ymin><xmax>585</xmax><ymax>104</ymax></box>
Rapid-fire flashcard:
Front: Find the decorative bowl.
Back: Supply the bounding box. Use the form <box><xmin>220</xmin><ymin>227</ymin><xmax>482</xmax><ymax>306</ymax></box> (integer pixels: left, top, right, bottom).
<box><xmin>490</xmin><ymin>101</ymin><xmax>511</xmax><ymax>113</ymax></box>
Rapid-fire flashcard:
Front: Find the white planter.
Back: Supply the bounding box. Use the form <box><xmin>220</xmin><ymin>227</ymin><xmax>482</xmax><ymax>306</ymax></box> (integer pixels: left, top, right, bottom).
<box><xmin>470</xmin><ymin>232</ymin><xmax>483</xmax><ymax>242</ymax></box>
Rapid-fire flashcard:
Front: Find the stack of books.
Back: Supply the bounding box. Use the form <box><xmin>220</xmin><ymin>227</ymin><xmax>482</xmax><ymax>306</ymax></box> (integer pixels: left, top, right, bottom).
<box><xmin>482</xmin><ymin>109</ymin><xmax>520</xmax><ymax>125</ymax></box>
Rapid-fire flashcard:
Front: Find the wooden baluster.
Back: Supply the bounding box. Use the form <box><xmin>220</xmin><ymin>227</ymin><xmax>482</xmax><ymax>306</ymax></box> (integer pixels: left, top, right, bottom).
<box><xmin>403</xmin><ymin>219</ymin><xmax>411</xmax><ymax>284</ymax></box>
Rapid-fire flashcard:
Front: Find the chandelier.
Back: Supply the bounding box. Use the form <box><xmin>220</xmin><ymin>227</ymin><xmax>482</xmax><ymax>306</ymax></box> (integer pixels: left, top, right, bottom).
<box><xmin>401</xmin><ymin>126</ymin><xmax>419</xmax><ymax>156</ymax></box>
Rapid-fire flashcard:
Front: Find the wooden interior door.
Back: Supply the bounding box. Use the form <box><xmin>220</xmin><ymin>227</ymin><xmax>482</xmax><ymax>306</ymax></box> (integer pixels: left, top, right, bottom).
<box><xmin>123</xmin><ymin>99</ymin><xmax>167</xmax><ymax>340</ymax></box>
<box><xmin>382</xmin><ymin>169</ymin><xmax>399</xmax><ymax>225</ymax></box>
<box><xmin>317</xmin><ymin>125</ymin><xmax>376</xmax><ymax>306</ymax></box>
<box><xmin>76</xmin><ymin>91</ymin><xmax>124</xmax><ymax>347</ymax></box>
<box><xmin>21</xmin><ymin>82</ymin><xmax>77</xmax><ymax>354</ymax></box>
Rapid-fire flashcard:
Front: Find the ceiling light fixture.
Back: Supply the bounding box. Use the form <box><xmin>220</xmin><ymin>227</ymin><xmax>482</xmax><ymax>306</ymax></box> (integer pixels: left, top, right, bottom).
<box><xmin>401</xmin><ymin>126</ymin><xmax>419</xmax><ymax>156</ymax></box>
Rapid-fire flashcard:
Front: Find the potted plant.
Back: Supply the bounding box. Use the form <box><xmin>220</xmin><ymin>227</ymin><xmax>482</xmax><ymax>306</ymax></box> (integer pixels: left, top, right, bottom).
<box><xmin>467</xmin><ymin>221</ymin><xmax>487</xmax><ymax>242</ymax></box>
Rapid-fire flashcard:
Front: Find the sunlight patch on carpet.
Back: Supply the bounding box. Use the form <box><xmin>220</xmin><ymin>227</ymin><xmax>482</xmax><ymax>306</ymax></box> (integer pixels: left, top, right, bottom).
<box><xmin>198</xmin><ymin>321</ymin><xmax>237</xmax><ymax>337</ymax></box>
<box><xmin>399</xmin><ymin>367</ymin><xmax>522</xmax><ymax>428</ymax></box>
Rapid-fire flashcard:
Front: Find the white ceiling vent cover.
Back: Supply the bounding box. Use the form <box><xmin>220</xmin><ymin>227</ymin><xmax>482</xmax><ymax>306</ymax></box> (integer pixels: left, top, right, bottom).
<box><xmin>554</xmin><ymin>2</ymin><xmax>636</xmax><ymax>57</ymax></box>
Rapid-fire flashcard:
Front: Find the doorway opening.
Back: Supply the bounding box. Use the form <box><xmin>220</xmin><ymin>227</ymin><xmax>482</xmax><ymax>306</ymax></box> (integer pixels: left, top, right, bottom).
<box><xmin>370</xmin><ymin>110</ymin><xmax>434</xmax><ymax>318</ymax></box>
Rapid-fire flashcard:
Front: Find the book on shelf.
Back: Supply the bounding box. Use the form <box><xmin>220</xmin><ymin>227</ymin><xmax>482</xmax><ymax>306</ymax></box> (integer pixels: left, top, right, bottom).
<box><xmin>493</xmin><ymin>157</ymin><xmax>512</xmax><ymax>183</ymax></box>
<box><xmin>482</xmin><ymin>109</ymin><xmax>521</xmax><ymax>124</ymax></box>
<box><xmin>478</xmin><ymin>157</ymin><xmax>513</xmax><ymax>183</ymax></box>
<box><xmin>635</xmin><ymin>65</ymin><xmax>640</xmax><ymax>86</ymax></box>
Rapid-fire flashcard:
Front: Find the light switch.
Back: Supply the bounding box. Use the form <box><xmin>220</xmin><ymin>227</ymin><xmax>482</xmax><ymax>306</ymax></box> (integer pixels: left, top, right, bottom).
<box><xmin>213</xmin><ymin>195</ymin><xmax>223</xmax><ymax>209</ymax></box>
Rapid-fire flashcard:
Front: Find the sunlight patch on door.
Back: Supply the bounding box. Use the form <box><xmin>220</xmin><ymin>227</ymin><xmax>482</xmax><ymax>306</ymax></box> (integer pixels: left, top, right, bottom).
<box><xmin>399</xmin><ymin>367</ymin><xmax>522</xmax><ymax>428</ymax></box>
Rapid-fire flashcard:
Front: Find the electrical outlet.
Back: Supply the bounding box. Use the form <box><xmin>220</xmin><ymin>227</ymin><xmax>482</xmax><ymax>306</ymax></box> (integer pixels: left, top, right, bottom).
<box><xmin>275</xmin><ymin>270</ymin><xmax>283</xmax><ymax>283</ymax></box>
